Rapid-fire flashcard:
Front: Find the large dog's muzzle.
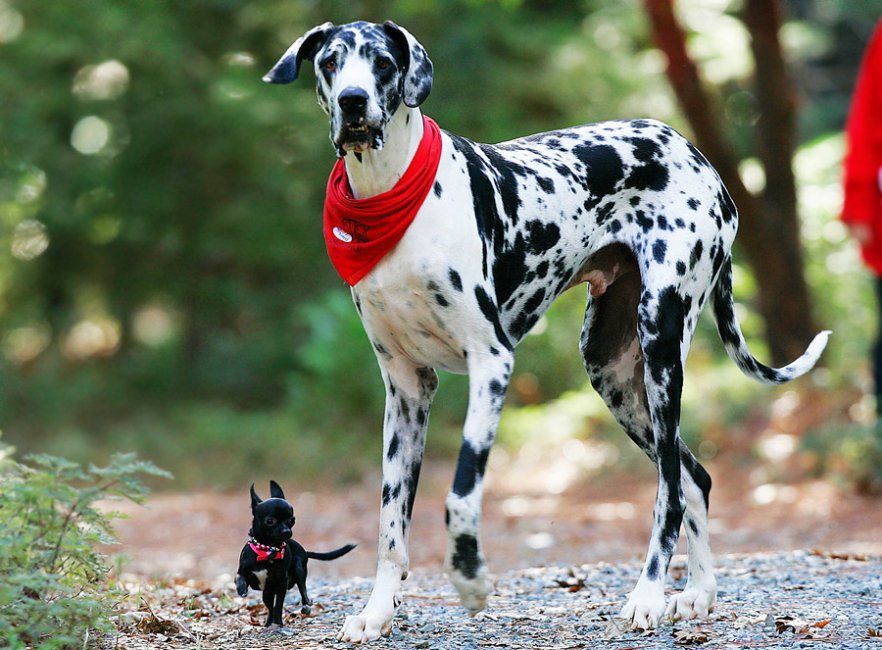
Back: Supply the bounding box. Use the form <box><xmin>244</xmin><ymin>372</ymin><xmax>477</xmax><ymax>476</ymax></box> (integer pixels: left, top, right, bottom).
<box><xmin>334</xmin><ymin>87</ymin><xmax>384</xmax><ymax>154</ymax></box>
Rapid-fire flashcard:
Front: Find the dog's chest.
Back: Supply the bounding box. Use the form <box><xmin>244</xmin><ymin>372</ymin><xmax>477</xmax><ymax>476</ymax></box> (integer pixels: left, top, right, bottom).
<box><xmin>354</xmin><ymin>271</ymin><xmax>468</xmax><ymax>374</ymax></box>
<box><xmin>252</xmin><ymin>568</ymin><xmax>268</xmax><ymax>589</ymax></box>
<box><xmin>352</xmin><ymin>209</ymin><xmax>480</xmax><ymax>373</ymax></box>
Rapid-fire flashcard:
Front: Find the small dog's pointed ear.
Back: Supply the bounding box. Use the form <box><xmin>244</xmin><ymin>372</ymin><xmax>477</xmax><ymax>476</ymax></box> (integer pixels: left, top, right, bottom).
<box><xmin>250</xmin><ymin>483</ymin><xmax>262</xmax><ymax>510</ymax></box>
<box><xmin>269</xmin><ymin>480</ymin><xmax>285</xmax><ymax>500</ymax></box>
<box><xmin>383</xmin><ymin>21</ymin><xmax>433</xmax><ymax>108</ymax></box>
<box><xmin>263</xmin><ymin>22</ymin><xmax>334</xmax><ymax>84</ymax></box>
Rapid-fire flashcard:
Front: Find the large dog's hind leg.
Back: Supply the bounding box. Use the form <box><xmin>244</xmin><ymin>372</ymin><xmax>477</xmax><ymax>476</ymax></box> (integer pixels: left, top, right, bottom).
<box><xmin>338</xmin><ymin>358</ymin><xmax>438</xmax><ymax>643</ymax></box>
<box><xmin>623</xmin><ymin>284</ymin><xmax>689</xmax><ymax>629</ymax></box>
<box><xmin>665</xmin><ymin>445</ymin><xmax>716</xmax><ymax>621</ymax></box>
<box><xmin>581</xmin><ymin>262</ymin><xmax>715</xmax><ymax>629</ymax></box>
<box><xmin>444</xmin><ymin>349</ymin><xmax>514</xmax><ymax>613</ymax></box>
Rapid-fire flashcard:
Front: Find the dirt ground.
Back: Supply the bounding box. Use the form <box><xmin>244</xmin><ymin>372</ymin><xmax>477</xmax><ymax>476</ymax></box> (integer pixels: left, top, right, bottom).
<box><xmin>107</xmin><ymin>550</ymin><xmax>882</xmax><ymax>650</ymax></box>
<box><xmin>101</xmin><ymin>450</ymin><xmax>882</xmax><ymax>648</ymax></box>
<box><xmin>109</xmin><ymin>455</ymin><xmax>882</xmax><ymax>587</ymax></box>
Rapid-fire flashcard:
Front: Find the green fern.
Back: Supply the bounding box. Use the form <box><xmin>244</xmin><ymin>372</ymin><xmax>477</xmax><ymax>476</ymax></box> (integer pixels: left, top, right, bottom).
<box><xmin>0</xmin><ymin>438</ymin><xmax>170</xmax><ymax>649</ymax></box>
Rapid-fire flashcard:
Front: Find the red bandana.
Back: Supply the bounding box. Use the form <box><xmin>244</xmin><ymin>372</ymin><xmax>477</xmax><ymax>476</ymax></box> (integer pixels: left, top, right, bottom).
<box><xmin>323</xmin><ymin>116</ymin><xmax>443</xmax><ymax>286</ymax></box>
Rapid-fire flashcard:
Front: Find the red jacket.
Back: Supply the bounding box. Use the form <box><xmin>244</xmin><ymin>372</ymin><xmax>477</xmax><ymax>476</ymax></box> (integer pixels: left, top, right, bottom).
<box><xmin>842</xmin><ymin>21</ymin><xmax>882</xmax><ymax>275</ymax></box>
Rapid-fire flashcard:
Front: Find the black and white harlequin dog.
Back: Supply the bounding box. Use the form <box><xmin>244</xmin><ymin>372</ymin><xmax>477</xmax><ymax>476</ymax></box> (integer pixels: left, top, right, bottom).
<box><xmin>264</xmin><ymin>20</ymin><xmax>829</xmax><ymax>643</ymax></box>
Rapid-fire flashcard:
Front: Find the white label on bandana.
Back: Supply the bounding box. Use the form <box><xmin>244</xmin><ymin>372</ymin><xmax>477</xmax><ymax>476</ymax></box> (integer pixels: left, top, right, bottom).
<box><xmin>333</xmin><ymin>227</ymin><xmax>353</xmax><ymax>243</ymax></box>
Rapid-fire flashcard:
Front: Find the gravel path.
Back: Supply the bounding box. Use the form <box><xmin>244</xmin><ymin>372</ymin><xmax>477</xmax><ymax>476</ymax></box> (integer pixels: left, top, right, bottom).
<box><xmin>108</xmin><ymin>550</ymin><xmax>882</xmax><ymax>649</ymax></box>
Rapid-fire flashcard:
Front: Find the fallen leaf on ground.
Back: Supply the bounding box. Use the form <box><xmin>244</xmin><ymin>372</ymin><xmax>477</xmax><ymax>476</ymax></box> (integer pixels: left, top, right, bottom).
<box><xmin>553</xmin><ymin>576</ymin><xmax>586</xmax><ymax>592</ymax></box>
<box><xmin>733</xmin><ymin>613</ymin><xmax>767</xmax><ymax>629</ymax></box>
<box><xmin>673</xmin><ymin>627</ymin><xmax>710</xmax><ymax>645</ymax></box>
<box><xmin>810</xmin><ymin>549</ymin><xmax>869</xmax><ymax>562</ymax></box>
<box><xmin>135</xmin><ymin>612</ymin><xmax>181</xmax><ymax>635</ymax></box>
<box><xmin>775</xmin><ymin>615</ymin><xmax>833</xmax><ymax>640</ymax></box>
<box><xmin>776</xmin><ymin>615</ymin><xmax>813</xmax><ymax>635</ymax></box>
<box><xmin>603</xmin><ymin>617</ymin><xmax>629</xmax><ymax>639</ymax></box>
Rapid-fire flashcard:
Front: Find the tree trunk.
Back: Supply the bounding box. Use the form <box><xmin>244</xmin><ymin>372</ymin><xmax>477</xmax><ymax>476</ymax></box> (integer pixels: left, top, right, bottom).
<box><xmin>642</xmin><ymin>0</ymin><xmax>819</xmax><ymax>366</ymax></box>
<box><xmin>742</xmin><ymin>0</ymin><xmax>819</xmax><ymax>364</ymax></box>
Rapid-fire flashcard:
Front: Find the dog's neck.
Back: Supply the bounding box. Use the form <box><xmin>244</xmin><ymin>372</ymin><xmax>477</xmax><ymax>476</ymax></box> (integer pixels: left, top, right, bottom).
<box><xmin>343</xmin><ymin>106</ymin><xmax>424</xmax><ymax>200</ymax></box>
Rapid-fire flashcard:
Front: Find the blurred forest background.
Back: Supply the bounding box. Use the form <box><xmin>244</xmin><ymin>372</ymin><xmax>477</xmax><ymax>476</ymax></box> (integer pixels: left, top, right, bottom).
<box><xmin>1</xmin><ymin>0</ymin><xmax>881</xmax><ymax>491</ymax></box>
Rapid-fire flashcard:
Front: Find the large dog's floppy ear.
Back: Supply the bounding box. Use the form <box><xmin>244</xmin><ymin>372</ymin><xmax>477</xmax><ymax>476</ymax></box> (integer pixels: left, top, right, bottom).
<box><xmin>250</xmin><ymin>483</ymin><xmax>262</xmax><ymax>511</ymax></box>
<box><xmin>269</xmin><ymin>480</ymin><xmax>285</xmax><ymax>500</ymax></box>
<box><xmin>263</xmin><ymin>22</ymin><xmax>334</xmax><ymax>84</ymax></box>
<box><xmin>383</xmin><ymin>21</ymin><xmax>433</xmax><ymax>108</ymax></box>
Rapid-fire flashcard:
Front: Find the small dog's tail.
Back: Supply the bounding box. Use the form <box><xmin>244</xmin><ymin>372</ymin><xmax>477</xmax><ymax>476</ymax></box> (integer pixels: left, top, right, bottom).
<box><xmin>711</xmin><ymin>256</ymin><xmax>830</xmax><ymax>385</ymax></box>
<box><xmin>307</xmin><ymin>544</ymin><xmax>357</xmax><ymax>561</ymax></box>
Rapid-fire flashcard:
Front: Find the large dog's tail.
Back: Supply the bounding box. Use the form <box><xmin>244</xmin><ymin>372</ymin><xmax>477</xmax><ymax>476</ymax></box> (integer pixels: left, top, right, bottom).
<box><xmin>307</xmin><ymin>543</ymin><xmax>357</xmax><ymax>561</ymax></box>
<box><xmin>712</xmin><ymin>256</ymin><xmax>830</xmax><ymax>385</ymax></box>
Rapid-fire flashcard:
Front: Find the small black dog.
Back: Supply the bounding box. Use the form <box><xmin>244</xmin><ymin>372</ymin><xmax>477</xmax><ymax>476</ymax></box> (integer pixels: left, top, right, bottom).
<box><xmin>235</xmin><ymin>481</ymin><xmax>356</xmax><ymax>627</ymax></box>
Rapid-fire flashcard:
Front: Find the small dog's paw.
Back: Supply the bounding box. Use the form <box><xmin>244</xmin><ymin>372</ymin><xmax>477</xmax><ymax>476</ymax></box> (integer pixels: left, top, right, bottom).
<box><xmin>235</xmin><ymin>575</ymin><xmax>248</xmax><ymax>597</ymax></box>
<box><xmin>300</xmin><ymin>604</ymin><xmax>312</xmax><ymax>615</ymax></box>
<box><xmin>664</xmin><ymin>582</ymin><xmax>716</xmax><ymax>622</ymax></box>
<box><xmin>337</xmin><ymin>611</ymin><xmax>393</xmax><ymax>643</ymax></box>
<box><xmin>620</xmin><ymin>582</ymin><xmax>666</xmax><ymax>631</ymax></box>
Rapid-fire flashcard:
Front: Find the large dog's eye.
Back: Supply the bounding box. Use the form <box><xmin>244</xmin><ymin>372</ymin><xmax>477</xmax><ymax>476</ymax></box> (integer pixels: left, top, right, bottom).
<box><xmin>322</xmin><ymin>57</ymin><xmax>337</xmax><ymax>73</ymax></box>
<box><xmin>376</xmin><ymin>57</ymin><xmax>392</xmax><ymax>71</ymax></box>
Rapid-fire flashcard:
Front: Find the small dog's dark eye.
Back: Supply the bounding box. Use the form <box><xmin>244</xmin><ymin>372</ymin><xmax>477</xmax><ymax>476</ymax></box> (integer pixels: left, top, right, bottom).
<box><xmin>266</xmin><ymin>517</ymin><xmax>276</xmax><ymax>526</ymax></box>
<box><xmin>289</xmin><ymin>517</ymin><xmax>295</xmax><ymax>526</ymax></box>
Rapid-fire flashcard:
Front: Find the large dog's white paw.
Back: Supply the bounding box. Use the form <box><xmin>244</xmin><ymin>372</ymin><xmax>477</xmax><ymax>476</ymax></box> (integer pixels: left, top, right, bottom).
<box><xmin>449</xmin><ymin>568</ymin><xmax>490</xmax><ymax>613</ymax></box>
<box><xmin>336</xmin><ymin>608</ymin><xmax>394</xmax><ymax>644</ymax></box>
<box><xmin>338</xmin><ymin>567</ymin><xmax>402</xmax><ymax>643</ymax></box>
<box><xmin>664</xmin><ymin>578</ymin><xmax>716</xmax><ymax>622</ymax></box>
<box><xmin>619</xmin><ymin>580</ymin><xmax>666</xmax><ymax>630</ymax></box>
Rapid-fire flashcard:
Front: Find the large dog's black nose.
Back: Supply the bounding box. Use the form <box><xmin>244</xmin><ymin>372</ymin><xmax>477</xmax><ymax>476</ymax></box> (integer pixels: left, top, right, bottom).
<box><xmin>338</xmin><ymin>87</ymin><xmax>369</xmax><ymax>116</ymax></box>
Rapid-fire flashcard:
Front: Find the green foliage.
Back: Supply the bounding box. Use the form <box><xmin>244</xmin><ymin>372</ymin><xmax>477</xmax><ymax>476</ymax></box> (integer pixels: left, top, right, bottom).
<box><xmin>1</xmin><ymin>0</ymin><xmax>881</xmax><ymax>485</ymax></box>
<box><xmin>0</xmin><ymin>445</ymin><xmax>170</xmax><ymax>649</ymax></box>
<box><xmin>289</xmin><ymin>291</ymin><xmax>468</xmax><ymax>454</ymax></box>
<box><xmin>802</xmin><ymin>420</ymin><xmax>882</xmax><ymax>494</ymax></box>
<box><xmin>290</xmin><ymin>290</ymin><xmax>385</xmax><ymax>430</ymax></box>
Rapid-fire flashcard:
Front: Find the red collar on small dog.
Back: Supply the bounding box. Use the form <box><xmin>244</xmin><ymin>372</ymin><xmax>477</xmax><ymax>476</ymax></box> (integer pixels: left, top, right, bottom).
<box><xmin>248</xmin><ymin>536</ymin><xmax>285</xmax><ymax>562</ymax></box>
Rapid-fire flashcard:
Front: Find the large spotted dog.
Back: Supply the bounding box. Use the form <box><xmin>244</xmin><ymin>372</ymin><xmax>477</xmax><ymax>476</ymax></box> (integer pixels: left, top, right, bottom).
<box><xmin>264</xmin><ymin>20</ymin><xmax>829</xmax><ymax>643</ymax></box>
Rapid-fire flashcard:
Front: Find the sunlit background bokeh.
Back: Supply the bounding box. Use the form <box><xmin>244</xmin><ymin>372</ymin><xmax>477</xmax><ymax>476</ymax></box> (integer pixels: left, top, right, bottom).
<box><xmin>1</xmin><ymin>0</ymin><xmax>880</xmax><ymax>495</ymax></box>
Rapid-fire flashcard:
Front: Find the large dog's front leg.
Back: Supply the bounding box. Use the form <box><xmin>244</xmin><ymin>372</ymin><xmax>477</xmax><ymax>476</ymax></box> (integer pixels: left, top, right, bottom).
<box><xmin>338</xmin><ymin>359</ymin><xmax>437</xmax><ymax>644</ymax></box>
<box><xmin>445</xmin><ymin>350</ymin><xmax>513</xmax><ymax>613</ymax></box>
